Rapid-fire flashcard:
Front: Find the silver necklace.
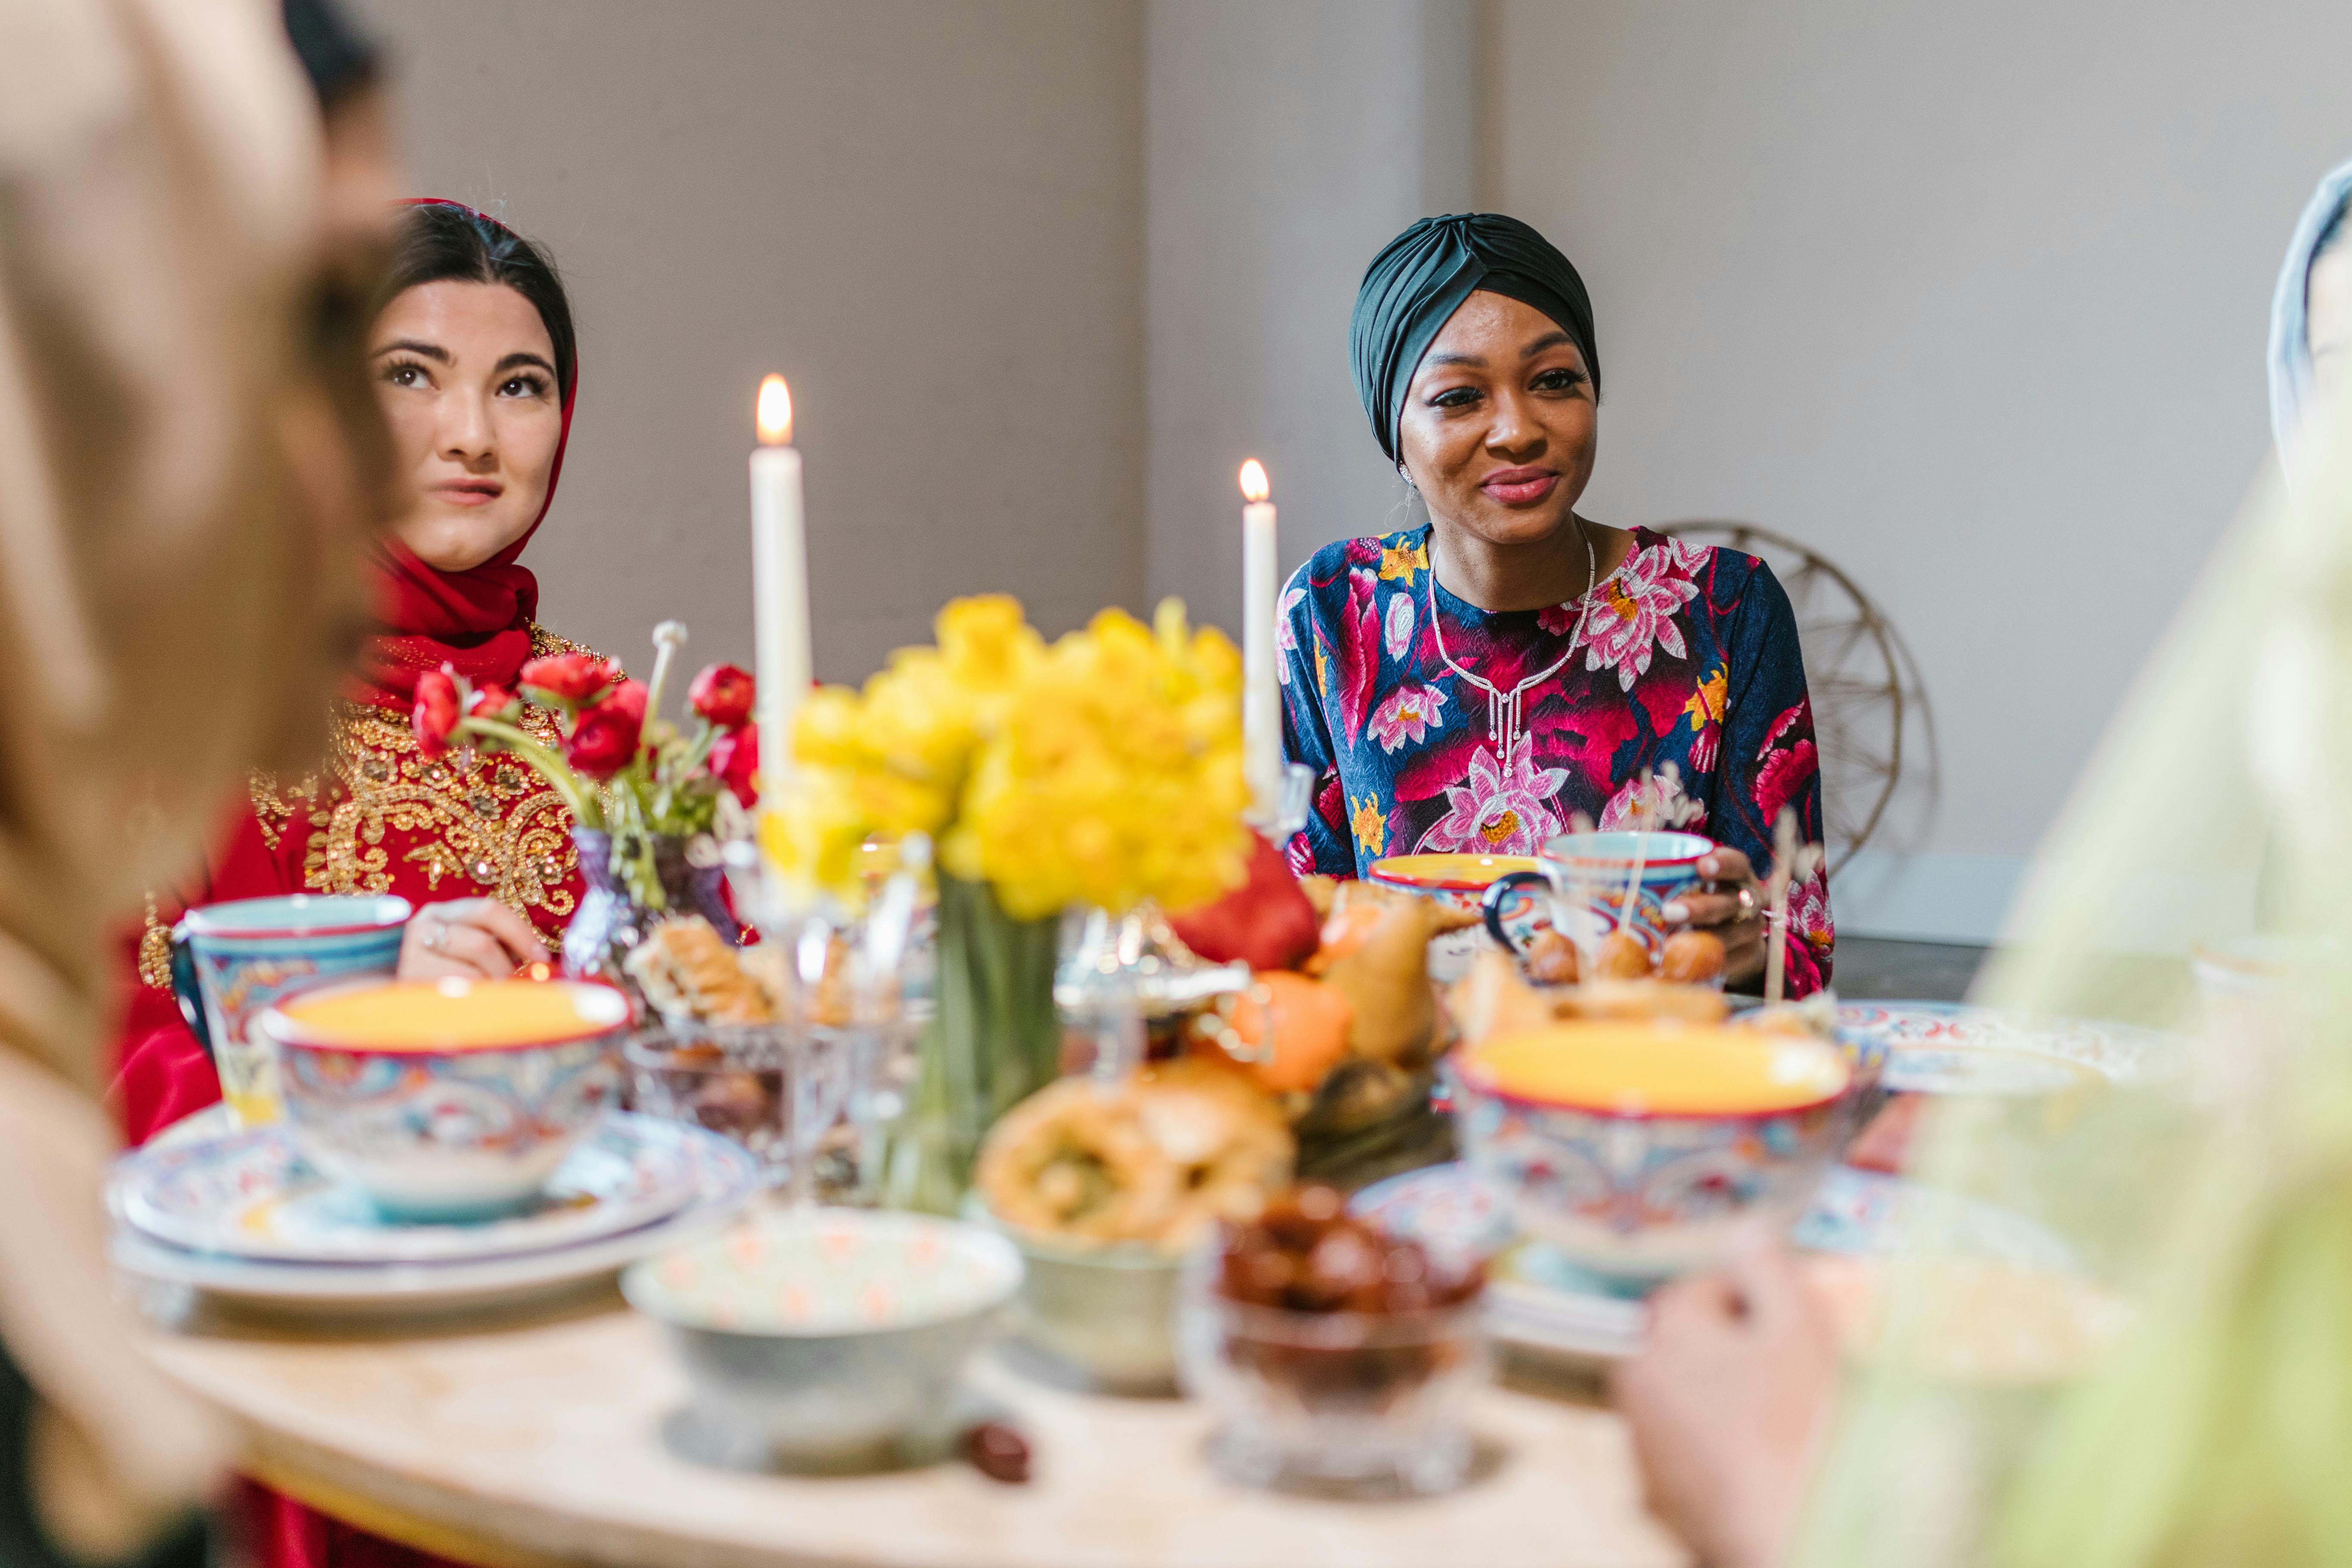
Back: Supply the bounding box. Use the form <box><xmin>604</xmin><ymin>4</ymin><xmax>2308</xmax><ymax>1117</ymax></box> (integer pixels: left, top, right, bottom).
<box><xmin>1427</xmin><ymin>522</ymin><xmax>1598</xmax><ymax>775</ymax></box>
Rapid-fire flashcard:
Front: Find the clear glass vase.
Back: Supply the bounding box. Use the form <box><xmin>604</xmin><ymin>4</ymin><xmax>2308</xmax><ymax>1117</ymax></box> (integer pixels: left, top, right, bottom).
<box><xmin>883</xmin><ymin>874</ymin><xmax>1062</xmax><ymax>1214</ymax></box>
<box><xmin>560</xmin><ymin>827</ymin><xmax>738</xmax><ymax>992</ymax></box>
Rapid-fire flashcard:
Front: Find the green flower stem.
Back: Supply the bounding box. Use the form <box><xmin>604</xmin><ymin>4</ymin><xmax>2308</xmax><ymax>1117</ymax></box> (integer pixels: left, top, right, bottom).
<box><xmin>459</xmin><ymin>718</ymin><xmax>603</xmax><ymax>829</ymax></box>
<box><xmin>887</xmin><ymin>874</ymin><xmax>1060</xmax><ymax>1214</ymax></box>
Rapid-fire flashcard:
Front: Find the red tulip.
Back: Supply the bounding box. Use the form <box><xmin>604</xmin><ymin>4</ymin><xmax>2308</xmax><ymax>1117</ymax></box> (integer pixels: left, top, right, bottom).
<box><xmin>469</xmin><ymin>684</ymin><xmax>519</xmax><ymax>722</ymax></box>
<box><xmin>708</xmin><ymin>724</ymin><xmax>759</xmax><ymax>807</ymax></box>
<box><xmin>688</xmin><ymin>662</ymin><xmax>756</xmax><ymax>730</ymax></box>
<box><xmin>519</xmin><ymin>652</ymin><xmax>623</xmax><ymax>705</ymax></box>
<box><xmin>564</xmin><ymin>679</ymin><xmax>647</xmax><ymax>780</ymax></box>
<box><xmin>412</xmin><ymin>669</ymin><xmax>461</xmax><ymax>761</ymax></box>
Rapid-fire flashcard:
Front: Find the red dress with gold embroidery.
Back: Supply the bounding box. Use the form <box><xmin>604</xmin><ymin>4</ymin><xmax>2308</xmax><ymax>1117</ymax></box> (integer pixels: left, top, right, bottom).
<box><xmin>111</xmin><ymin>626</ymin><xmax>605</xmax><ymax>1142</ymax></box>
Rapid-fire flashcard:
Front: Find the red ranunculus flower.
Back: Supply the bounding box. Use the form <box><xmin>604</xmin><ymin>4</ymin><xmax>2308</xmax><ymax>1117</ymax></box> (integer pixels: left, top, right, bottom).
<box><xmin>708</xmin><ymin>724</ymin><xmax>759</xmax><ymax>807</ymax></box>
<box><xmin>469</xmin><ymin>684</ymin><xmax>518</xmax><ymax>722</ymax></box>
<box><xmin>688</xmin><ymin>662</ymin><xmax>756</xmax><ymax>730</ymax></box>
<box><xmin>412</xmin><ymin>669</ymin><xmax>461</xmax><ymax>761</ymax></box>
<box><xmin>519</xmin><ymin>652</ymin><xmax>622</xmax><ymax>705</ymax></box>
<box><xmin>565</xmin><ymin>679</ymin><xmax>648</xmax><ymax>780</ymax></box>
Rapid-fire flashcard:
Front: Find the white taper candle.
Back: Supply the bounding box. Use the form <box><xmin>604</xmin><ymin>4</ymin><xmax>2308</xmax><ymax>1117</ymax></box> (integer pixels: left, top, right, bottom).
<box><xmin>750</xmin><ymin>374</ymin><xmax>810</xmax><ymax>795</ymax></box>
<box><xmin>1240</xmin><ymin>459</ymin><xmax>1280</xmax><ymax>818</ymax></box>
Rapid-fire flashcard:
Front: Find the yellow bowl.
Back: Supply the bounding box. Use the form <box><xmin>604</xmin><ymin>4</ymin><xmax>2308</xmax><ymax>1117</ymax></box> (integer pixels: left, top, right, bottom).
<box><xmin>1367</xmin><ymin>853</ymin><xmax>1537</xmax><ymax>893</ymax></box>
<box><xmin>1452</xmin><ymin>1023</ymin><xmax>1855</xmax><ymax>1281</ymax></box>
<box><xmin>260</xmin><ymin>977</ymin><xmax>630</xmax><ymax>1219</ymax></box>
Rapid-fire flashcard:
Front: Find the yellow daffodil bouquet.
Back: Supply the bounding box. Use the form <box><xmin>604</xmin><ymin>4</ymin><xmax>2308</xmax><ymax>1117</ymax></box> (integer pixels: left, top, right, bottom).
<box><xmin>759</xmin><ymin>593</ymin><xmax>1252</xmax><ymax>1205</ymax></box>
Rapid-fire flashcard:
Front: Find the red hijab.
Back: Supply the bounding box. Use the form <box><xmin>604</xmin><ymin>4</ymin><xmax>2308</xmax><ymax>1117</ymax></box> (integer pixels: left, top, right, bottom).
<box><xmin>351</xmin><ymin>199</ymin><xmax>576</xmax><ymax>710</ymax></box>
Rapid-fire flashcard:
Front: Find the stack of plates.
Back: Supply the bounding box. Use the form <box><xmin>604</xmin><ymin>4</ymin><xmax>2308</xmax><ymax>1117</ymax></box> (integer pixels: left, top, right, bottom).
<box><xmin>108</xmin><ymin>1112</ymin><xmax>761</xmax><ymax>1314</ymax></box>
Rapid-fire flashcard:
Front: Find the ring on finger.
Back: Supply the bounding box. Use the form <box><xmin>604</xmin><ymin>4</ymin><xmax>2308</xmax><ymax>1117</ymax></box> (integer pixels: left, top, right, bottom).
<box><xmin>1734</xmin><ymin>885</ymin><xmax>1759</xmax><ymax>919</ymax></box>
<box><xmin>422</xmin><ymin>920</ymin><xmax>446</xmax><ymax>954</ymax></box>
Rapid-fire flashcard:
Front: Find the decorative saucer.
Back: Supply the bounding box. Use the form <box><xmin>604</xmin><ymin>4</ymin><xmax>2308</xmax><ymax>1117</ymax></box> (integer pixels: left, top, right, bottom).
<box><xmin>1352</xmin><ymin>1160</ymin><xmax>2078</xmax><ymax>1362</ymax></box>
<box><xmin>114</xmin><ymin>1113</ymin><xmax>705</xmax><ymax>1264</ymax></box>
<box><xmin>108</xmin><ymin>1123</ymin><xmax>760</xmax><ymax>1314</ymax></box>
<box><xmin>1834</xmin><ymin>1000</ymin><xmax>2173</xmax><ymax>1091</ymax></box>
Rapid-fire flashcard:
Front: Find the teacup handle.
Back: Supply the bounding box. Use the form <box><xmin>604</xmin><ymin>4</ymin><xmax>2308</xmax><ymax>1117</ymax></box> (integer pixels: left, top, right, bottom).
<box><xmin>165</xmin><ymin>925</ymin><xmax>214</xmax><ymax>1062</ymax></box>
<box><xmin>1481</xmin><ymin>870</ymin><xmax>1552</xmax><ymax>956</ymax></box>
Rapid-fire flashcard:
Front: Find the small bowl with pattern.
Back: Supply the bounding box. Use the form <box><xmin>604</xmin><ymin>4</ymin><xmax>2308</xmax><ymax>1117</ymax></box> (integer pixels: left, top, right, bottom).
<box><xmin>257</xmin><ymin>976</ymin><xmax>630</xmax><ymax>1221</ymax></box>
<box><xmin>1451</xmin><ymin>1020</ymin><xmax>1854</xmax><ymax>1283</ymax></box>
<box><xmin>966</xmin><ymin>1200</ymin><xmax>1189</xmax><ymax>1394</ymax></box>
<box><xmin>623</xmin><ymin>1209</ymin><xmax>1023</xmax><ymax>1466</ymax></box>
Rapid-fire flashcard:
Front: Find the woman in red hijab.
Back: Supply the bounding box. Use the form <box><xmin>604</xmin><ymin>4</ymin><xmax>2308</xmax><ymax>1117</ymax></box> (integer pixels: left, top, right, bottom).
<box><xmin>113</xmin><ymin>200</ymin><xmax>606</xmax><ymax>1144</ymax></box>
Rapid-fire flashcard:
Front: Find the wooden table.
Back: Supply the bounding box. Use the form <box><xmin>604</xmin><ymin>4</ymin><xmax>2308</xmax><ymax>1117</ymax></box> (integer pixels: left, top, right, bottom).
<box><xmin>139</xmin><ymin>1286</ymin><xmax>1686</xmax><ymax>1568</ymax></box>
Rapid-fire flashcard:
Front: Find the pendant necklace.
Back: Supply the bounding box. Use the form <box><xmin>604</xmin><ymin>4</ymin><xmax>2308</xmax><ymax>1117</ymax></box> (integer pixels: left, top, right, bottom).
<box><xmin>1427</xmin><ymin>521</ymin><xmax>1599</xmax><ymax>775</ymax></box>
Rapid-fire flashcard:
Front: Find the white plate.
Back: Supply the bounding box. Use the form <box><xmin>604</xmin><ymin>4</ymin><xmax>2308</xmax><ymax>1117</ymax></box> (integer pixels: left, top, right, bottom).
<box><xmin>110</xmin><ymin>1125</ymin><xmax>760</xmax><ymax>1314</ymax></box>
<box><xmin>1836</xmin><ymin>1000</ymin><xmax>2173</xmax><ymax>1091</ymax></box>
<box><xmin>115</xmin><ymin>1114</ymin><xmax>707</xmax><ymax>1265</ymax></box>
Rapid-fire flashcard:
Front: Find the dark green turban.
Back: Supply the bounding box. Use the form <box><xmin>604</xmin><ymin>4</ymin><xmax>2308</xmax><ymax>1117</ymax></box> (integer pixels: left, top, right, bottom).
<box><xmin>1350</xmin><ymin>212</ymin><xmax>1600</xmax><ymax>462</ymax></box>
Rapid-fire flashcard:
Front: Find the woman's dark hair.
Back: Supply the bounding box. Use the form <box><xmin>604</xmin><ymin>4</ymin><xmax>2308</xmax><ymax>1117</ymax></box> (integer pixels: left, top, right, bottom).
<box><xmin>376</xmin><ymin>203</ymin><xmax>576</xmax><ymax>403</ymax></box>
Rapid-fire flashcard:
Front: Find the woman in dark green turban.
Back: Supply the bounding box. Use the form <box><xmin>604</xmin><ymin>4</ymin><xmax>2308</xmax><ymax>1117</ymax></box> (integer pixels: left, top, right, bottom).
<box><xmin>1280</xmin><ymin>212</ymin><xmax>1831</xmax><ymax>993</ymax></box>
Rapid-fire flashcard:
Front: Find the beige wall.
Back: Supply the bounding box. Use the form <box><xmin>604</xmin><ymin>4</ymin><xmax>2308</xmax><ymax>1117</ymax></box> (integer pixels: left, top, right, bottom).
<box><xmin>353</xmin><ymin>0</ymin><xmax>1145</xmax><ymax>683</ymax></box>
<box><xmin>1486</xmin><ymin>0</ymin><xmax>2352</xmax><ymax>937</ymax></box>
<box><xmin>1144</xmin><ymin>0</ymin><xmax>1473</xmax><ymax>631</ymax></box>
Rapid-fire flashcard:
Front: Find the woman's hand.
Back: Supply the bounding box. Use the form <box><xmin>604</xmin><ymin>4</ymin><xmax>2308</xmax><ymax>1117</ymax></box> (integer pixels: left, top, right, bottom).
<box><xmin>1662</xmin><ymin>849</ymin><xmax>1769</xmax><ymax>984</ymax></box>
<box><xmin>397</xmin><ymin>898</ymin><xmax>551</xmax><ymax>982</ymax></box>
<box><xmin>1611</xmin><ymin>1239</ymin><xmax>1839</xmax><ymax>1568</ymax></box>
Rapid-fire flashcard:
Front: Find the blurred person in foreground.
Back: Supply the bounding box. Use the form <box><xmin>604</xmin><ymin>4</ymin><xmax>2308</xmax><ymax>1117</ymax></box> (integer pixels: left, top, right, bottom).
<box><xmin>1614</xmin><ymin>157</ymin><xmax>2352</xmax><ymax>1568</ymax></box>
<box><xmin>0</xmin><ymin>0</ymin><xmax>387</xmax><ymax>1562</ymax></box>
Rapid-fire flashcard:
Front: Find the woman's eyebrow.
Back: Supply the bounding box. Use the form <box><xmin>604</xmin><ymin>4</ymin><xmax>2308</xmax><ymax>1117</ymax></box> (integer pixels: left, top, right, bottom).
<box><xmin>1521</xmin><ymin>330</ymin><xmax>1574</xmax><ymax>359</ymax></box>
<box><xmin>371</xmin><ymin>338</ymin><xmax>449</xmax><ymax>362</ymax></box>
<box><xmin>494</xmin><ymin>351</ymin><xmax>557</xmax><ymax>376</ymax></box>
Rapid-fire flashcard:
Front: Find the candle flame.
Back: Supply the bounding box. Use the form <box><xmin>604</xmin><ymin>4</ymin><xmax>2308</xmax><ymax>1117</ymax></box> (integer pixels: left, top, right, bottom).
<box><xmin>756</xmin><ymin>374</ymin><xmax>793</xmax><ymax>445</ymax></box>
<box><xmin>1239</xmin><ymin>459</ymin><xmax>1270</xmax><ymax>504</ymax></box>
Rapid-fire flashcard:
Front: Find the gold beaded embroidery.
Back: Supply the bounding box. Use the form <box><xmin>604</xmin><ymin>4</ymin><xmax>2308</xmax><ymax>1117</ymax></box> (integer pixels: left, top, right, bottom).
<box><xmin>136</xmin><ymin>892</ymin><xmax>173</xmax><ymax>991</ymax></box>
<box><xmin>134</xmin><ymin>628</ymin><xmax>609</xmax><ymax>989</ymax></box>
<box><xmin>292</xmin><ymin>626</ymin><xmax>607</xmax><ymax>943</ymax></box>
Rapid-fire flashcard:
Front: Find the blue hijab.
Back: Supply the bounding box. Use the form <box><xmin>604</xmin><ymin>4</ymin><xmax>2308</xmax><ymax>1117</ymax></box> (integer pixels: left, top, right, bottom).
<box><xmin>1349</xmin><ymin>213</ymin><xmax>1599</xmax><ymax>463</ymax></box>
<box><xmin>2268</xmin><ymin>158</ymin><xmax>2352</xmax><ymax>473</ymax></box>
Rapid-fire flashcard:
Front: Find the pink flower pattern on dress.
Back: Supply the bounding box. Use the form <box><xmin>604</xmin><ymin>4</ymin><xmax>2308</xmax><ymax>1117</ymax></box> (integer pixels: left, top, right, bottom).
<box><xmin>1418</xmin><ymin>744</ymin><xmax>1569</xmax><ymax>856</ymax></box>
<box><xmin>1336</xmin><ymin>568</ymin><xmax>1381</xmax><ymax>743</ymax></box>
<box><xmin>1367</xmin><ymin>682</ymin><xmax>1448</xmax><ymax>753</ymax></box>
<box><xmin>1580</xmin><ymin>542</ymin><xmax>1702</xmax><ymax>691</ymax></box>
<box><xmin>1598</xmin><ymin>771</ymin><xmax>1706</xmax><ymax>834</ymax></box>
<box><xmin>1276</xmin><ymin>584</ymin><xmax>1306</xmax><ymax>685</ymax></box>
<box><xmin>1384</xmin><ymin>593</ymin><xmax>1414</xmax><ymax>661</ymax></box>
<box><xmin>1752</xmin><ymin>700</ymin><xmax>1819</xmax><ymax>824</ymax></box>
<box><xmin>1781</xmin><ymin>871</ymin><xmax>1832</xmax><ymax>997</ymax></box>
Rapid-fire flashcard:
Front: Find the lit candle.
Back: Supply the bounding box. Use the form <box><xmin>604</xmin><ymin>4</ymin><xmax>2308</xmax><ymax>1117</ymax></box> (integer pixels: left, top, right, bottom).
<box><xmin>1239</xmin><ymin>459</ymin><xmax>1281</xmax><ymax>818</ymax></box>
<box><xmin>750</xmin><ymin>374</ymin><xmax>809</xmax><ymax>793</ymax></box>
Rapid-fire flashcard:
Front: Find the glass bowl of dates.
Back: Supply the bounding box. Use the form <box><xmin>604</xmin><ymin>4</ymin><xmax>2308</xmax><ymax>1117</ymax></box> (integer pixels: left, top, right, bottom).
<box><xmin>1176</xmin><ymin>1184</ymin><xmax>1487</xmax><ymax>1497</ymax></box>
<box><xmin>624</xmin><ymin>1023</ymin><xmax>792</xmax><ymax>1186</ymax></box>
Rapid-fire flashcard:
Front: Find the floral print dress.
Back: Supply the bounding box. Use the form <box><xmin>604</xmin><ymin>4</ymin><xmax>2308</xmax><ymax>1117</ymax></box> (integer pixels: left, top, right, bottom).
<box><xmin>1280</xmin><ymin>524</ymin><xmax>1833</xmax><ymax>996</ymax></box>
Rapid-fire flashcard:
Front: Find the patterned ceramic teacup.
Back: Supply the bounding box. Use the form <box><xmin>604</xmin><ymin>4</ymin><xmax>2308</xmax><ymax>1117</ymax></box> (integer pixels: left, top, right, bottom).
<box><xmin>170</xmin><ymin>894</ymin><xmax>412</xmax><ymax>1128</ymax></box>
<box><xmin>1451</xmin><ymin>1021</ymin><xmax>1853</xmax><ymax>1283</ymax></box>
<box><xmin>1479</xmin><ymin>830</ymin><xmax>1715</xmax><ymax>966</ymax></box>
<box><xmin>258</xmin><ymin>976</ymin><xmax>629</xmax><ymax>1220</ymax></box>
<box><xmin>1367</xmin><ymin>853</ymin><xmax>1537</xmax><ymax>979</ymax></box>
